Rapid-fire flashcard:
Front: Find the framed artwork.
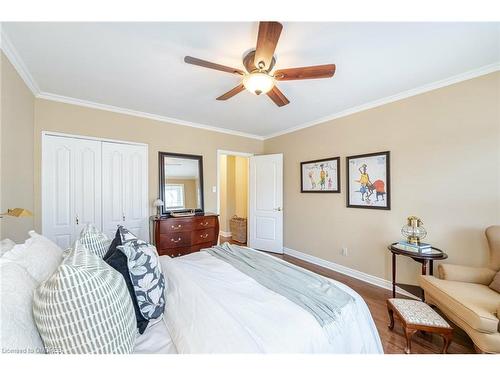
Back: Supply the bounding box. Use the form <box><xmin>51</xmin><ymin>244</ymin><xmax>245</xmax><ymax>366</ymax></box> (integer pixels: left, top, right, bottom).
<box><xmin>346</xmin><ymin>151</ymin><xmax>390</xmax><ymax>209</ymax></box>
<box><xmin>300</xmin><ymin>157</ymin><xmax>340</xmax><ymax>193</ymax></box>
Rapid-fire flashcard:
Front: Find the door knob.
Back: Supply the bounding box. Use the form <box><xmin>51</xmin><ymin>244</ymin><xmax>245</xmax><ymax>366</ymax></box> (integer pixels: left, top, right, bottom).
<box><xmin>274</xmin><ymin>207</ymin><xmax>282</xmax><ymax>211</ymax></box>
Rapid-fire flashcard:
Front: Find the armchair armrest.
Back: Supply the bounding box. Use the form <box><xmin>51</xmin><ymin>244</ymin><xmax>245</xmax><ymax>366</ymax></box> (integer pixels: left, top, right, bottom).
<box><xmin>437</xmin><ymin>263</ymin><xmax>496</xmax><ymax>285</ymax></box>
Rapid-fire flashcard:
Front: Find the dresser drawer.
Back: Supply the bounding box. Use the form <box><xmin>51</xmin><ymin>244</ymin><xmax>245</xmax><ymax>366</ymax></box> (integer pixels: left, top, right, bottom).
<box><xmin>192</xmin><ymin>228</ymin><xmax>216</xmax><ymax>245</ymax></box>
<box><xmin>194</xmin><ymin>216</ymin><xmax>217</xmax><ymax>230</ymax></box>
<box><xmin>158</xmin><ymin>246</ymin><xmax>191</xmax><ymax>258</ymax></box>
<box><xmin>158</xmin><ymin>232</ymin><xmax>191</xmax><ymax>249</ymax></box>
<box><xmin>159</xmin><ymin>219</ymin><xmax>193</xmax><ymax>234</ymax></box>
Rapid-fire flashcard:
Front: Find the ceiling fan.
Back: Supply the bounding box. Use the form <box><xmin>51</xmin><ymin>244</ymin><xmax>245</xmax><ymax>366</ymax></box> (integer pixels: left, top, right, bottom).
<box><xmin>184</xmin><ymin>22</ymin><xmax>336</xmax><ymax>107</ymax></box>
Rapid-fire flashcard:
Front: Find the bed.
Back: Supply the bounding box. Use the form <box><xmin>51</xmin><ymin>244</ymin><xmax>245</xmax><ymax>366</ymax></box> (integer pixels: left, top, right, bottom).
<box><xmin>159</xmin><ymin>247</ymin><xmax>383</xmax><ymax>353</ymax></box>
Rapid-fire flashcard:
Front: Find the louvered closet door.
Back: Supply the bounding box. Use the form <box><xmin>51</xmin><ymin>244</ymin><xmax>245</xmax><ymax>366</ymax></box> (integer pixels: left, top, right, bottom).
<box><xmin>42</xmin><ymin>135</ymin><xmax>101</xmax><ymax>248</ymax></box>
<box><xmin>102</xmin><ymin>142</ymin><xmax>148</xmax><ymax>241</ymax></box>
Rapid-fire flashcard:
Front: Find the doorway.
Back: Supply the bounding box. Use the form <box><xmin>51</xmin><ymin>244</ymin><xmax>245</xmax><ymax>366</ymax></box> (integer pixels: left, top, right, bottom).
<box><xmin>217</xmin><ymin>150</ymin><xmax>252</xmax><ymax>246</ymax></box>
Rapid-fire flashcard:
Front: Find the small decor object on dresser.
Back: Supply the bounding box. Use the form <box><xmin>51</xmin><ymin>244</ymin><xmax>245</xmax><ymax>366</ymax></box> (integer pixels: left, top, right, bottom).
<box><xmin>347</xmin><ymin>151</ymin><xmax>390</xmax><ymax>209</ymax></box>
<box><xmin>300</xmin><ymin>157</ymin><xmax>340</xmax><ymax>193</ymax></box>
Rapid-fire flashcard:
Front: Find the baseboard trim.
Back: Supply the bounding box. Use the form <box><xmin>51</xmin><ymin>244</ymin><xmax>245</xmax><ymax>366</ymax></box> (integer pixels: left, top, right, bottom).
<box><xmin>219</xmin><ymin>231</ymin><xmax>232</xmax><ymax>238</ymax></box>
<box><xmin>283</xmin><ymin>247</ymin><xmax>419</xmax><ymax>299</ymax></box>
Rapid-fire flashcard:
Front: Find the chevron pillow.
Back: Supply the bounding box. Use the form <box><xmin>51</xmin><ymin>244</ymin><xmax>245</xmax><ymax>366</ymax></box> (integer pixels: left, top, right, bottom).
<box><xmin>77</xmin><ymin>224</ymin><xmax>111</xmax><ymax>258</ymax></box>
<box><xmin>33</xmin><ymin>241</ymin><xmax>136</xmax><ymax>354</ymax></box>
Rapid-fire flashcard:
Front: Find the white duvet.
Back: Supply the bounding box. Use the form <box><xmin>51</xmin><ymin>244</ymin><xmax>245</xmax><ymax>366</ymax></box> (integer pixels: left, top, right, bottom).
<box><xmin>160</xmin><ymin>250</ymin><xmax>383</xmax><ymax>353</ymax></box>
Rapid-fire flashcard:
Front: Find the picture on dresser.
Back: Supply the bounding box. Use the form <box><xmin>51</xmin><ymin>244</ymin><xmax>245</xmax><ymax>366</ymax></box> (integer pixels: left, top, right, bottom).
<box><xmin>158</xmin><ymin>152</ymin><xmax>204</xmax><ymax>215</ymax></box>
<box><xmin>300</xmin><ymin>157</ymin><xmax>340</xmax><ymax>193</ymax></box>
<box><xmin>346</xmin><ymin>151</ymin><xmax>390</xmax><ymax>210</ymax></box>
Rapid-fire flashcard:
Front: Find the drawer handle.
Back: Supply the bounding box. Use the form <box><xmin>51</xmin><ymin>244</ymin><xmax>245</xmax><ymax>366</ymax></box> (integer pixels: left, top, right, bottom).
<box><xmin>200</xmin><ymin>233</ymin><xmax>209</xmax><ymax>239</ymax></box>
<box><xmin>171</xmin><ymin>237</ymin><xmax>182</xmax><ymax>243</ymax></box>
<box><xmin>171</xmin><ymin>224</ymin><xmax>182</xmax><ymax>229</ymax></box>
<box><xmin>177</xmin><ymin>253</ymin><xmax>181</xmax><ymax>257</ymax></box>
<box><xmin>200</xmin><ymin>221</ymin><xmax>209</xmax><ymax>226</ymax></box>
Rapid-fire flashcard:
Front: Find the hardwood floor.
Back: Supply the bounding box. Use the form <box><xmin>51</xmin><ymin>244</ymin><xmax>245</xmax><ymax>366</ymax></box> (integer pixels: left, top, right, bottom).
<box><xmin>219</xmin><ymin>236</ymin><xmax>475</xmax><ymax>354</ymax></box>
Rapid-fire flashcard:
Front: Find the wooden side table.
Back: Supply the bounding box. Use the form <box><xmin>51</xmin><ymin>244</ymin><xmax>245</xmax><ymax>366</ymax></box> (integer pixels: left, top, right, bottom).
<box><xmin>388</xmin><ymin>243</ymin><xmax>447</xmax><ymax>299</ymax></box>
<box><xmin>387</xmin><ymin>298</ymin><xmax>453</xmax><ymax>354</ymax></box>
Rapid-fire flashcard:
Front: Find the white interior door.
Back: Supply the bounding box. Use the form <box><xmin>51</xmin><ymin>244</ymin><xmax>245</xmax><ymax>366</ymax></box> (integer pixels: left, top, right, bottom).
<box><xmin>249</xmin><ymin>154</ymin><xmax>283</xmax><ymax>253</ymax></box>
<box><xmin>42</xmin><ymin>135</ymin><xmax>101</xmax><ymax>248</ymax></box>
<box><xmin>102</xmin><ymin>142</ymin><xmax>148</xmax><ymax>241</ymax></box>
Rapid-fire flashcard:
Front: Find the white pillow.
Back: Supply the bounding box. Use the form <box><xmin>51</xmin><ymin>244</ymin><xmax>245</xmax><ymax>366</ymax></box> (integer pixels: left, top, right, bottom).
<box><xmin>3</xmin><ymin>231</ymin><xmax>63</xmax><ymax>283</ymax></box>
<box><xmin>0</xmin><ymin>259</ymin><xmax>45</xmax><ymax>353</ymax></box>
<box><xmin>33</xmin><ymin>242</ymin><xmax>137</xmax><ymax>354</ymax></box>
<box><xmin>0</xmin><ymin>238</ymin><xmax>16</xmax><ymax>257</ymax></box>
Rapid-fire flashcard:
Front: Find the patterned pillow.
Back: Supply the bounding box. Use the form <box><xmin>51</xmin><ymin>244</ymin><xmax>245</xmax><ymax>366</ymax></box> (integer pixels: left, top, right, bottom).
<box><xmin>119</xmin><ymin>226</ymin><xmax>139</xmax><ymax>244</ymax></box>
<box><xmin>78</xmin><ymin>224</ymin><xmax>111</xmax><ymax>258</ymax></box>
<box><xmin>33</xmin><ymin>241</ymin><xmax>136</xmax><ymax>354</ymax></box>
<box><xmin>118</xmin><ymin>238</ymin><xmax>166</xmax><ymax>320</ymax></box>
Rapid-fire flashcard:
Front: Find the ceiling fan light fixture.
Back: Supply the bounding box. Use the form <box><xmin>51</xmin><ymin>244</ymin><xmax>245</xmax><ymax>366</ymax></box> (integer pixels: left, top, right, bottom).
<box><xmin>242</xmin><ymin>72</ymin><xmax>275</xmax><ymax>95</ymax></box>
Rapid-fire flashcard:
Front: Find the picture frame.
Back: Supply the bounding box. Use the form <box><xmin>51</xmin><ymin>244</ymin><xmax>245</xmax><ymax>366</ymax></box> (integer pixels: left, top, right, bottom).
<box><xmin>346</xmin><ymin>151</ymin><xmax>390</xmax><ymax>210</ymax></box>
<box><xmin>300</xmin><ymin>157</ymin><xmax>340</xmax><ymax>193</ymax></box>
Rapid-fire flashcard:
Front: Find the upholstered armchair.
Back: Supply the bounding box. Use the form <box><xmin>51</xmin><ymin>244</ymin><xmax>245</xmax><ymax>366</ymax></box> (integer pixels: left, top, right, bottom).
<box><xmin>420</xmin><ymin>226</ymin><xmax>500</xmax><ymax>353</ymax></box>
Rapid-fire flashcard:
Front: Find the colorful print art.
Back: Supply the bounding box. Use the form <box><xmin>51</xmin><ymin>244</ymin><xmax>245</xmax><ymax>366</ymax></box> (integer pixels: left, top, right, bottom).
<box><xmin>346</xmin><ymin>151</ymin><xmax>390</xmax><ymax>209</ymax></box>
<box><xmin>300</xmin><ymin>157</ymin><xmax>340</xmax><ymax>193</ymax></box>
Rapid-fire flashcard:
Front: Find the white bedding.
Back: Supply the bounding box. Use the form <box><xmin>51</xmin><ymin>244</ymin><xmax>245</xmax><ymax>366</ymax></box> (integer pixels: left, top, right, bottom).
<box><xmin>133</xmin><ymin>317</ymin><xmax>178</xmax><ymax>354</ymax></box>
<box><xmin>160</xmin><ymin>251</ymin><xmax>383</xmax><ymax>353</ymax></box>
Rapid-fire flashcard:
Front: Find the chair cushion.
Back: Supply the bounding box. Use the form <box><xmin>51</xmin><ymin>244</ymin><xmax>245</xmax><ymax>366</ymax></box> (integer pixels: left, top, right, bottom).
<box><xmin>2</xmin><ymin>231</ymin><xmax>63</xmax><ymax>283</ymax></box>
<box><xmin>33</xmin><ymin>241</ymin><xmax>137</xmax><ymax>353</ymax></box>
<box><xmin>0</xmin><ymin>259</ymin><xmax>45</xmax><ymax>353</ymax></box>
<box><xmin>489</xmin><ymin>272</ymin><xmax>500</xmax><ymax>293</ymax></box>
<box><xmin>420</xmin><ymin>275</ymin><xmax>500</xmax><ymax>333</ymax></box>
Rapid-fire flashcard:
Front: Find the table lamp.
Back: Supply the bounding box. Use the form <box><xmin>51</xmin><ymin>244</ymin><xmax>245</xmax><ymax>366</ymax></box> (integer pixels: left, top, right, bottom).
<box><xmin>153</xmin><ymin>199</ymin><xmax>164</xmax><ymax>218</ymax></box>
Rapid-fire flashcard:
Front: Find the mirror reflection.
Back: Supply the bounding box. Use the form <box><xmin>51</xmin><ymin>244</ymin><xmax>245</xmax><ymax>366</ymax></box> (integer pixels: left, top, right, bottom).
<box><xmin>159</xmin><ymin>153</ymin><xmax>203</xmax><ymax>214</ymax></box>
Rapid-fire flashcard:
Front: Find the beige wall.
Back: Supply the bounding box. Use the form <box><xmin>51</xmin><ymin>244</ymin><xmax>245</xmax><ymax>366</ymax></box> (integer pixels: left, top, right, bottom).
<box><xmin>166</xmin><ymin>178</ymin><xmax>198</xmax><ymax>209</ymax></box>
<box><xmin>33</xmin><ymin>99</ymin><xmax>264</xmax><ymax>232</ymax></box>
<box><xmin>264</xmin><ymin>72</ymin><xmax>500</xmax><ymax>285</ymax></box>
<box><xmin>218</xmin><ymin>154</ymin><xmax>249</xmax><ymax>233</ymax></box>
<box><xmin>0</xmin><ymin>52</ymin><xmax>35</xmax><ymax>242</ymax></box>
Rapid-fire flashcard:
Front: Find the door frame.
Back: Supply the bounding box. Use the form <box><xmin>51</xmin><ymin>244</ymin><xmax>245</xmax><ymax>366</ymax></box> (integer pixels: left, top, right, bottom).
<box><xmin>216</xmin><ymin>149</ymin><xmax>254</xmax><ymax>239</ymax></box>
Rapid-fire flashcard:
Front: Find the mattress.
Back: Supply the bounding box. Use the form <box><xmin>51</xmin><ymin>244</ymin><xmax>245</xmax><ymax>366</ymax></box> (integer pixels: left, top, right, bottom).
<box><xmin>160</xmin><ymin>251</ymin><xmax>383</xmax><ymax>353</ymax></box>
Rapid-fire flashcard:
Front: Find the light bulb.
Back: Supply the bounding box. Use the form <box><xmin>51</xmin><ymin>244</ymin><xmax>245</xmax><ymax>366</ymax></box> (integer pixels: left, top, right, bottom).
<box><xmin>243</xmin><ymin>72</ymin><xmax>275</xmax><ymax>95</ymax></box>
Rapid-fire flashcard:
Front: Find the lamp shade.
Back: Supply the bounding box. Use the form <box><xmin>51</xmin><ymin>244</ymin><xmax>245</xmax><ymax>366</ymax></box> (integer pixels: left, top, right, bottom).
<box><xmin>2</xmin><ymin>208</ymin><xmax>33</xmax><ymax>217</ymax></box>
<box><xmin>153</xmin><ymin>199</ymin><xmax>164</xmax><ymax>208</ymax></box>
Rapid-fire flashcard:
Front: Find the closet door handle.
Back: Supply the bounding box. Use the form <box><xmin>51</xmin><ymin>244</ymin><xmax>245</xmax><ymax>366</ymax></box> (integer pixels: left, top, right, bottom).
<box><xmin>122</xmin><ymin>213</ymin><xmax>126</xmax><ymax>221</ymax></box>
<box><xmin>75</xmin><ymin>215</ymin><xmax>79</xmax><ymax>225</ymax></box>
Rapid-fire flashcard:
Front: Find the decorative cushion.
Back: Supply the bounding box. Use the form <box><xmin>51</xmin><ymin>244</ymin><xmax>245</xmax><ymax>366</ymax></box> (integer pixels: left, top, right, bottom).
<box><xmin>389</xmin><ymin>298</ymin><xmax>451</xmax><ymax>328</ymax></box>
<box><xmin>119</xmin><ymin>226</ymin><xmax>139</xmax><ymax>243</ymax></box>
<box><xmin>0</xmin><ymin>259</ymin><xmax>45</xmax><ymax>353</ymax></box>
<box><xmin>0</xmin><ymin>238</ymin><xmax>16</xmax><ymax>257</ymax></box>
<box><xmin>3</xmin><ymin>231</ymin><xmax>63</xmax><ymax>283</ymax></box>
<box><xmin>33</xmin><ymin>241</ymin><xmax>136</xmax><ymax>354</ymax></box>
<box><xmin>77</xmin><ymin>223</ymin><xmax>110</xmax><ymax>258</ymax></box>
<box><xmin>105</xmin><ymin>229</ymin><xmax>150</xmax><ymax>334</ymax></box>
<box><xmin>489</xmin><ymin>272</ymin><xmax>500</xmax><ymax>294</ymax></box>
<box><xmin>117</xmin><ymin>227</ymin><xmax>165</xmax><ymax>320</ymax></box>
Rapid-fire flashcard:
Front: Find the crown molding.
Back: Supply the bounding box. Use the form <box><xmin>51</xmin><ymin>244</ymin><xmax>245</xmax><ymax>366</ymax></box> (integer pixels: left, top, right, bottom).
<box><xmin>36</xmin><ymin>92</ymin><xmax>265</xmax><ymax>140</ymax></box>
<box><xmin>0</xmin><ymin>28</ymin><xmax>41</xmax><ymax>95</ymax></box>
<box><xmin>2</xmin><ymin>26</ymin><xmax>498</xmax><ymax>141</ymax></box>
<box><xmin>263</xmin><ymin>62</ymin><xmax>500</xmax><ymax>140</ymax></box>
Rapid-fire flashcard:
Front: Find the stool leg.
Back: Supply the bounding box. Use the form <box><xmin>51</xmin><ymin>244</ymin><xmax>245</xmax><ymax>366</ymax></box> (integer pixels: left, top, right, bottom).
<box><xmin>441</xmin><ymin>332</ymin><xmax>452</xmax><ymax>354</ymax></box>
<box><xmin>404</xmin><ymin>328</ymin><xmax>417</xmax><ymax>354</ymax></box>
<box><xmin>387</xmin><ymin>306</ymin><xmax>395</xmax><ymax>330</ymax></box>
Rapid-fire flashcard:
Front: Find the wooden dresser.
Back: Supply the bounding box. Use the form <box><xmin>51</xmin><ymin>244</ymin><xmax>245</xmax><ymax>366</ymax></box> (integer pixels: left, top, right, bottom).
<box><xmin>151</xmin><ymin>213</ymin><xmax>219</xmax><ymax>257</ymax></box>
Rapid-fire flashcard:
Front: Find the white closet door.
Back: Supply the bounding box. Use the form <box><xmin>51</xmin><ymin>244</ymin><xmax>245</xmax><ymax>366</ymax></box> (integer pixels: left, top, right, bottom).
<box><xmin>102</xmin><ymin>142</ymin><xmax>148</xmax><ymax>241</ymax></box>
<box><xmin>42</xmin><ymin>135</ymin><xmax>101</xmax><ymax>248</ymax></box>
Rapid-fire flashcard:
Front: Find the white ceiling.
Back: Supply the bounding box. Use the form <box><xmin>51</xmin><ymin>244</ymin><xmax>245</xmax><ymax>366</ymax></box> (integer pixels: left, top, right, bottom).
<box><xmin>165</xmin><ymin>157</ymin><xmax>200</xmax><ymax>179</ymax></box>
<box><xmin>2</xmin><ymin>22</ymin><xmax>499</xmax><ymax>138</ymax></box>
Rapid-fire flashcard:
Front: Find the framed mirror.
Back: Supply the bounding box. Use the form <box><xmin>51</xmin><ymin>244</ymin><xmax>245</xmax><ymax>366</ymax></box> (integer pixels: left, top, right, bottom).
<box><xmin>158</xmin><ymin>152</ymin><xmax>204</xmax><ymax>215</ymax></box>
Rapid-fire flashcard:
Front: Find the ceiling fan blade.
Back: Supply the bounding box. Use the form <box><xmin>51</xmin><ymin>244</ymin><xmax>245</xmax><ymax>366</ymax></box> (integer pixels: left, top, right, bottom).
<box><xmin>254</xmin><ymin>22</ymin><xmax>283</xmax><ymax>71</ymax></box>
<box><xmin>216</xmin><ymin>84</ymin><xmax>245</xmax><ymax>101</ymax></box>
<box><xmin>267</xmin><ymin>86</ymin><xmax>290</xmax><ymax>107</ymax></box>
<box><xmin>184</xmin><ymin>56</ymin><xmax>244</xmax><ymax>75</ymax></box>
<box><xmin>274</xmin><ymin>64</ymin><xmax>336</xmax><ymax>81</ymax></box>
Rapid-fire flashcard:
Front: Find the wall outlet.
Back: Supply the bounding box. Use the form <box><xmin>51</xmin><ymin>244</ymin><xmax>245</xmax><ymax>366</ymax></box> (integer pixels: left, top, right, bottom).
<box><xmin>212</xmin><ymin>186</ymin><xmax>217</xmax><ymax>193</ymax></box>
<box><xmin>341</xmin><ymin>247</ymin><xmax>348</xmax><ymax>256</ymax></box>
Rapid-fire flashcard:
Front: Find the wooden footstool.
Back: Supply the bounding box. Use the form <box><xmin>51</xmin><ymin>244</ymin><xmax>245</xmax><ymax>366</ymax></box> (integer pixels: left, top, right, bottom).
<box><xmin>387</xmin><ymin>298</ymin><xmax>453</xmax><ymax>354</ymax></box>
